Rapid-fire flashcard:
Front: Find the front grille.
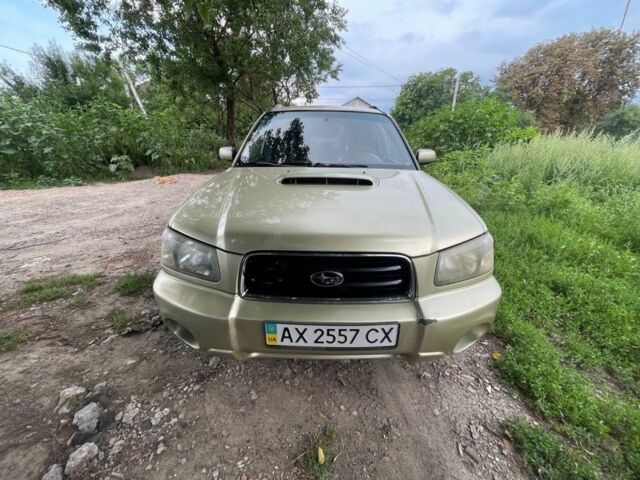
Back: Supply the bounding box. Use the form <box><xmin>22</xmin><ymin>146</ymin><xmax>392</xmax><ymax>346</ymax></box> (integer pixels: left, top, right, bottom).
<box><xmin>241</xmin><ymin>253</ymin><xmax>414</xmax><ymax>301</ymax></box>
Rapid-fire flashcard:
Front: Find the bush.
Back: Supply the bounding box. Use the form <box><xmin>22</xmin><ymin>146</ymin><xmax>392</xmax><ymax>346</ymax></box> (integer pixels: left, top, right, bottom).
<box><xmin>597</xmin><ymin>104</ymin><xmax>640</xmax><ymax>139</ymax></box>
<box><xmin>0</xmin><ymin>93</ymin><xmax>225</xmax><ymax>188</ymax></box>
<box><xmin>406</xmin><ymin>98</ymin><xmax>537</xmax><ymax>154</ymax></box>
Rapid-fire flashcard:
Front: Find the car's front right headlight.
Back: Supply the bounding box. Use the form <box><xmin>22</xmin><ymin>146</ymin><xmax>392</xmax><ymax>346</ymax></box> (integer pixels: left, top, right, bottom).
<box><xmin>161</xmin><ymin>228</ymin><xmax>220</xmax><ymax>282</ymax></box>
<box><xmin>435</xmin><ymin>233</ymin><xmax>494</xmax><ymax>286</ymax></box>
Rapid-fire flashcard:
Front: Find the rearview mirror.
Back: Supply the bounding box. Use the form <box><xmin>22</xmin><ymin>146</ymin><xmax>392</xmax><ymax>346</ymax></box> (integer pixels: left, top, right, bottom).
<box><xmin>219</xmin><ymin>146</ymin><xmax>235</xmax><ymax>162</ymax></box>
<box><xmin>416</xmin><ymin>149</ymin><xmax>437</xmax><ymax>165</ymax></box>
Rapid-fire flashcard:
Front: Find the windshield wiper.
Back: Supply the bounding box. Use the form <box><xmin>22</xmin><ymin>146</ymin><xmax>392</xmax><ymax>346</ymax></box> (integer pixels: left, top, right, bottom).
<box><xmin>312</xmin><ymin>162</ymin><xmax>369</xmax><ymax>168</ymax></box>
<box><xmin>237</xmin><ymin>161</ymin><xmax>282</xmax><ymax>167</ymax></box>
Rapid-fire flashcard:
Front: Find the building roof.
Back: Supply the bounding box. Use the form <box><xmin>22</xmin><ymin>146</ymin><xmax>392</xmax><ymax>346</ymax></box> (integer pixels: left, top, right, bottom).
<box><xmin>342</xmin><ymin>96</ymin><xmax>373</xmax><ymax>108</ymax></box>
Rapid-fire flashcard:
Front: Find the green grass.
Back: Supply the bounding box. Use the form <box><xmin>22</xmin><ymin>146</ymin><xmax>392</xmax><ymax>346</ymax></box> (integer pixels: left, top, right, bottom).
<box><xmin>297</xmin><ymin>426</ymin><xmax>338</xmax><ymax>480</ymax></box>
<box><xmin>115</xmin><ymin>272</ymin><xmax>154</xmax><ymax>296</ymax></box>
<box><xmin>0</xmin><ymin>331</ymin><xmax>25</xmax><ymax>353</ymax></box>
<box><xmin>112</xmin><ymin>311</ymin><xmax>134</xmax><ymax>330</ymax></box>
<box><xmin>19</xmin><ymin>273</ymin><xmax>102</xmax><ymax>306</ymax></box>
<box><xmin>430</xmin><ymin>132</ymin><xmax>640</xmax><ymax>479</ymax></box>
<box><xmin>504</xmin><ymin>419</ymin><xmax>599</xmax><ymax>479</ymax></box>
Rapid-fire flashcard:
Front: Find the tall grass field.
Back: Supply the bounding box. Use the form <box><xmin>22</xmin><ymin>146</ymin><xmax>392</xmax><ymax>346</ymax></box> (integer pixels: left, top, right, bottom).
<box><xmin>430</xmin><ymin>132</ymin><xmax>640</xmax><ymax>479</ymax></box>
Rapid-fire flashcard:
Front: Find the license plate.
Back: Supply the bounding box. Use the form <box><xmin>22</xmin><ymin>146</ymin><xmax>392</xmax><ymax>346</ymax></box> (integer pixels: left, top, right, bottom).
<box><xmin>264</xmin><ymin>322</ymin><xmax>399</xmax><ymax>349</ymax></box>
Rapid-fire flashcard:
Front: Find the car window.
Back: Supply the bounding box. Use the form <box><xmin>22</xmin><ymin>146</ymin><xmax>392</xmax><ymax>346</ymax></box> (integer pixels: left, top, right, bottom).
<box><xmin>236</xmin><ymin>111</ymin><xmax>416</xmax><ymax>169</ymax></box>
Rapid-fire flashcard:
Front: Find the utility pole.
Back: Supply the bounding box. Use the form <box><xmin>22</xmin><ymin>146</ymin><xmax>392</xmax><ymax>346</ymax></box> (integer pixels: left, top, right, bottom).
<box><xmin>118</xmin><ymin>58</ymin><xmax>147</xmax><ymax>117</ymax></box>
<box><xmin>620</xmin><ymin>0</ymin><xmax>632</xmax><ymax>31</ymax></box>
<box><xmin>451</xmin><ymin>75</ymin><xmax>460</xmax><ymax>111</ymax></box>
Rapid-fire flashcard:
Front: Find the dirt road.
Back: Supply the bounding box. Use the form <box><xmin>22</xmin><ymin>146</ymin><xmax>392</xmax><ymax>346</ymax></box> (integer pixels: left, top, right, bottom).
<box><xmin>0</xmin><ymin>175</ymin><xmax>531</xmax><ymax>479</ymax></box>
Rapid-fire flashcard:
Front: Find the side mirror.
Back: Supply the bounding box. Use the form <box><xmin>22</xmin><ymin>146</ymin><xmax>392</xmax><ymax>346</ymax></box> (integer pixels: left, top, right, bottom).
<box><xmin>416</xmin><ymin>149</ymin><xmax>437</xmax><ymax>165</ymax></box>
<box><xmin>219</xmin><ymin>146</ymin><xmax>235</xmax><ymax>162</ymax></box>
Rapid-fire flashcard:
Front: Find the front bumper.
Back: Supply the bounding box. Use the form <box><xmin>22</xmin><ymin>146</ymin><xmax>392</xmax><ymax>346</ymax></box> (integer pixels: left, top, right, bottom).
<box><xmin>153</xmin><ymin>270</ymin><xmax>501</xmax><ymax>361</ymax></box>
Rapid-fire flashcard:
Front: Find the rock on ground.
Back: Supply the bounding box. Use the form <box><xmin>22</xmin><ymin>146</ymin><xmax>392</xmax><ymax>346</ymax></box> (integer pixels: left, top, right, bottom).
<box><xmin>72</xmin><ymin>402</ymin><xmax>103</xmax><ymax>434</ymax></box>
<box><xmin>55</xmin><ymin>386</ymin><xmax>86</xmax><ymax>414</ymax></box>
<box><xmin>41</xmin><ymin>464</ymin><xmax>63</xmax><ymax>480</ymax></box>
<box><xmin>65</xmin><ymin>443</ymin><xmax>99</xmax><ymax>478</ymax></box>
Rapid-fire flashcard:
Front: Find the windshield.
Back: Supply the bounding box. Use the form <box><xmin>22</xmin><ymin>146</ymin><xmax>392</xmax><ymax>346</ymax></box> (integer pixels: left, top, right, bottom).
<box><xmin>236</xmin><ymin>111</ymin><xmax>416</xmax><ymax>169</ymax></box>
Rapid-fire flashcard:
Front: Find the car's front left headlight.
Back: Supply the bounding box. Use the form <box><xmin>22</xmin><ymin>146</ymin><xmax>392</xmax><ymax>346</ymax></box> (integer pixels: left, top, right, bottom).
<box><xmin>435</xmin><ymin>233</ymin><xmax>494</xmax><ymax>286</ymax></box>
<box><xmin>161</xmin><ymin>228</ymin><xmax>220</xmax><ymax>282</ymax></box>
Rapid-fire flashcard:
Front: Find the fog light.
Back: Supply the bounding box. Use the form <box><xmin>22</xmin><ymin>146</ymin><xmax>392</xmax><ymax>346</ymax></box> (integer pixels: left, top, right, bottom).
<box><xmin>164</xmin><ymin>318</ymin><xmax>199</xmax><ymax>349</ymax></box>
<box><xmin>453</xmin><ymin>324</ymin><xmax>490</xmax><ymax>353</ymax></box>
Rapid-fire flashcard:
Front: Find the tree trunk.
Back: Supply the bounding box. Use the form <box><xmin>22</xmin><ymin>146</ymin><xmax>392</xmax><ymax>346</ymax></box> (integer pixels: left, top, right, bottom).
<box><xmin>225</xmin><ymin>93</ymin><xmax>236</xmax><ymax>146</ymax></box>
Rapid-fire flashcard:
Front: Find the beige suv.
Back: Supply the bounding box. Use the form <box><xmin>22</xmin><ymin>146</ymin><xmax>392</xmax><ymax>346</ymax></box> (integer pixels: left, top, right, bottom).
<box><xmin>153</xmin><ymin>105</ymin><xmax>500</xmax><ymax>360</ymax></box>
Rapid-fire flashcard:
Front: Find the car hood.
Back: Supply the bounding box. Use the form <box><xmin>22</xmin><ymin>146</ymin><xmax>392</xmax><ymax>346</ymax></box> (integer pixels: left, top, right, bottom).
<box><xmin>170</xmin><ymin>167</ymin><xmax>486</xmax><ymax>257</ymax></box>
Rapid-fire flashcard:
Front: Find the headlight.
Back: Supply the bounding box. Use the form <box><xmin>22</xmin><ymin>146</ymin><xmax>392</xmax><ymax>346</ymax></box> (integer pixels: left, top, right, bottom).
<box><xmin>161</xmin><ymin>229</ymin><xmax>220</xmax><ymax>282</ymax></box>
<box><xmin>435</xmin><ymin>233</ymin><xmax>494</xmax><ymax>286</ymax></box>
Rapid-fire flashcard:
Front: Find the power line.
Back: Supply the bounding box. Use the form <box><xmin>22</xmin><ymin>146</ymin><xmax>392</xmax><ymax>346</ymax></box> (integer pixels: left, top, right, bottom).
<box><xmin>318</xmin><ymin>84</ymin><xmax>401</xmax><ymax>88</ymax></box>
<box><xmin>341</xmin><ymin>46</ymin><xmax>402</xmax><ymax>83</ymax></box>
<box><xmin>338</xmin><ymin>44</ymin><xmax>402</xmax><ymax>83</ymax></box>
<box><xmin>620</xmin><ymin>0</ymin><xmax>632</xmax><ymax>30</ymax></box>
<box><xmin>0</xmin><ymin>43</ymin><xmax>33</xmax><ymax>56</ymax></box>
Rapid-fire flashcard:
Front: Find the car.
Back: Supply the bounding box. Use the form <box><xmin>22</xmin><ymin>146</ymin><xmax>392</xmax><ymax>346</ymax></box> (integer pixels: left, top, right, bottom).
<box><xmin>153</xmin><ymin>105</ymin><xmax>501</xmax><ymax>360</ymax></box>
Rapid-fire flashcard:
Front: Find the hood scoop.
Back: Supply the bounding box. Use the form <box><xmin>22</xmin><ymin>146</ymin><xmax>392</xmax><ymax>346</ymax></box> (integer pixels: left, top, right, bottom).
<box><xmin>280</xmin><ymin>175</ymin><xmax>374</xmax><ymax>186</ymax></box>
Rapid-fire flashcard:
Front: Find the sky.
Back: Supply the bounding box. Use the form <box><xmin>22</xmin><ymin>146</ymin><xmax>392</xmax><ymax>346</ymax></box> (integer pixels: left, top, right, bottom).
<box><xmin>1</xmin><ymin>0</ymin><xmax>638</xmax><ymax>111</ymax></box>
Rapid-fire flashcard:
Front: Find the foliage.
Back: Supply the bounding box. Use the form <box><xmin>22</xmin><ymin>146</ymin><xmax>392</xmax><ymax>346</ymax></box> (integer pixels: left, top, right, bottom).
<box><xmin>19</xmin><ymin>273</ymin><xmax>103</xmax><ymax>306</ymax></box>
<box><xmin>0</xmin><ymin>41</ymin><xmax>128</xmax><ymax>107</ymax></box>
<box><xmin>48</xmin><ymin>0</ymin><xmax>348</xmax><ymax>143</ymax></box>
<box><xmin>0</xmin><ymin>93</ymin><xmax>224</xmax><ymax>188</ymax></box>
<box><xmin>597</xmin><ymin>104</ymin><xmax>640</xmax><ymax>139</ymax></box>
<box><xmin>429</xmin><ymin>132</ymin><xmax>640</xmax><ymax>478</ymax></box>
<box><xmin>390</xmin><ymin>68</ymin><xmax>490</xmax><ymax>129</ymax></box>
<box><xmin>115</xmin><ymin>272</ymin><xmax>155</xmax><ymax>296</ymax></box>
<box><xmin>0</xmin><ymin>331</ymin><xmax>25</xmax><ymax>353</ymax></box>
<box><xmin>495</xmin><ymin>28</ymin><xmax>640</xmax><ymax>131</ymax></box>
<box><xmin>406</xmin><ymin>98</ymin><xmax>538</xmax><ymax>154</ymax></box>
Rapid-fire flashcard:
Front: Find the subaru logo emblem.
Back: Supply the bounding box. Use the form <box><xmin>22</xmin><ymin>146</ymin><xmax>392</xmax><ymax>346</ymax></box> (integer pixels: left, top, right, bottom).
<box><xmin>310</xmin><ymin>271</ymin><xmax>344</xmax><ymax>287</ymax></box>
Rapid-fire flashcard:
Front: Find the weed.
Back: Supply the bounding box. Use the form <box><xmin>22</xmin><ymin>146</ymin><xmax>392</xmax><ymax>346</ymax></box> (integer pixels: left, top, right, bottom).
<box><xmin>112</xmin><ymin>311</ymin><xmax>135</xmax><ymax>330</ymax></box>
<box><xmin>115</xmin><ymin>272</ymin><xmax>155</xmax><ymax>296</ymax></box>
<box><xmin>297</xmin><ymin>426</ymin><xmax>338</xmax><ymax>480</ymax></box>
<box><xmin>19</xmin><ymin>273</ymin><xmax>102</xmax><ymax>306</ymax></box>
<box><xmin>0</xmin><ymin>331</ymin><xmax>25</xmax><ymax>353</ymax></box>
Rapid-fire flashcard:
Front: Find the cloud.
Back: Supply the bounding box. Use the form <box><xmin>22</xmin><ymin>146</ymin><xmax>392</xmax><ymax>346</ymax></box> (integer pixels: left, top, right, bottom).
<box><xmin>315</xmin><ymin>0</ymin><xmax>637</xmax><ymax>111</ymax></box>
<box><xmin>398</xmin><ymin>32</ymin><xmax>424</xmax><ymax>44</ymax></box>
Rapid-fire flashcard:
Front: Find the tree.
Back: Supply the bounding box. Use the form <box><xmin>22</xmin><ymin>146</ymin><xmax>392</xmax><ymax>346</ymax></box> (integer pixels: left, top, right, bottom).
<box><xmin>390</xmin><ymin>68</ymin><xmax>490</xmax><ymax>129</ymax></box>
<box><xmin>405</xmin><ymin>98</ymin><xmax>538</xmax><ymax>154</ymax></box>
<box><xmin>597</xmin><ymin>104</ymin><xmax>640</xmax><ymax>139</ymax></box>
<box><xmin>495</xmin><ymin>28</ymin><xmax>640</xmax><ymax>131</ymax></box>
<box><xmin>0</xmin><ymin>42</ymin><xmax>128</xmax><ymax>107</ymax></box>
<box><xmin>47</xmin><ymin>0</ymin><xmax>347</xmax><ymax>143</ymax></box>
